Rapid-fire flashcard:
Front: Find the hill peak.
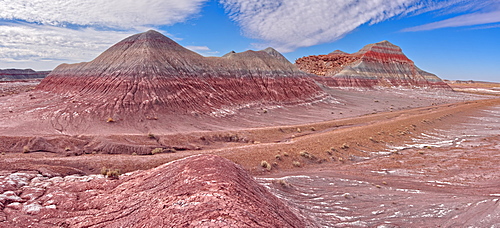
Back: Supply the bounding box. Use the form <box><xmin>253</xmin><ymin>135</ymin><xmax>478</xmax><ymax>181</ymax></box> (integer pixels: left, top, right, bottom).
<box><xmin>261</xmin><ymin>47</ymin><xmax>290</xmax><ymax>63</ymax></box>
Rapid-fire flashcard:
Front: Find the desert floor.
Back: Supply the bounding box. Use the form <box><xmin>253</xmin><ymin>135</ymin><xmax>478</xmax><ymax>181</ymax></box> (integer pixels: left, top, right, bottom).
<box><xmin>1</xmin><ymin>80</ymin><xmax>500</xmax><ymax>226</ymax></box>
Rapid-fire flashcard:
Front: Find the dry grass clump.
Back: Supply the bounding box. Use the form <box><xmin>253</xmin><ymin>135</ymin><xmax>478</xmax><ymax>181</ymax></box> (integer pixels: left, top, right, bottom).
<box><xmin>101</xmin><ymin>167</ymin><xmax>121</xmax><ymax>179</ymax></box>
<box><xmin>147</xmin><ymin>133</ymin><xmax>156</xmax><ymax>139</ymax></box>
<box><xmin>151</xmin><ymin>148</ymin><xmax>164</xmax><ymax>155</ymax></box>
<box><xmin>341</xmin><ymin>143</ymin><xmax>349</xmax><ymax>149</ymax></box>
<box><xmin>261</xmin><ymin>161</ymin><xmax>271</xmax><ymax>171</ymax></box>
<box><xmin>274</xmin><ymin>179</ymin><xmax>292</xmax><ymax>188</ymax></box>
<box><xmin>299</xmin><ymin>150</ymin><xmax>313</xmax><ymax>159</ymax></box>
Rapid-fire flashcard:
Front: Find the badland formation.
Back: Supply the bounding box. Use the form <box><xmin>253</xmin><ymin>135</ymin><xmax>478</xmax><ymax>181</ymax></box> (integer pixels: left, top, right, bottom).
<box><xmin>1</xmin><ymin>30</ymin><xmax>499</xmax><ymax>227</ymax></box>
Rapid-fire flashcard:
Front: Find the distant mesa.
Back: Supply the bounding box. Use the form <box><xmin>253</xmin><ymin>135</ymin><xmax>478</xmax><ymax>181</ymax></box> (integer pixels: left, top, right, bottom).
<box><xmin>296</xmin><ymin>40</ymin><xmax>450</xmax><ymax>89</ymax></box>
<box><xmin>36</xmin><ymin>30</ymin><xmax>325</xmax><ymax>117</ymax></box>
<box><xmin>0</xmin><ymin>69</ymin><xmax>50</xmax><ymax>81</ymax></box>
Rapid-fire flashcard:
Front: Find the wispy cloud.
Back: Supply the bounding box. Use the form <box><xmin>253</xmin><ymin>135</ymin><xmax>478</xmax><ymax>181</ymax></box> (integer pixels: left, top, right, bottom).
<box><xmin>186</xmin><ymin>45</ymin><xmax>220</xmax><ymax>56</ymax></box>
<box><xmin>0</xmin><ymin>0</ymin><xmax>208</xmax><ymax>29</ymax></box>
<box><xmin>220</xmin><ymin>0</ymin><xmax>500</xmax><ymax>52</ymax></box>
<box><xmin>404</xmin><ymin>10</ymin><xmax>500</xmax><ymax>31</ymax></box>
<box><xmin>403</xmin><ymin>2</ymin><xmax>500</xmax><ymax>32</ymax></box>
<box><xmin>221</xmin><ymin>0</ymin><xmax>429</xmax><ymax>52</ymax></box>
<box><xmin>0</xmin><ymin>0</ymin><xmax>208</xmax><ymax>69</ymax></box>
<box><xmin>0</xmin><ymin>23</ymin><xmax>137</xmax><ymax>69</ymax></box>
<box><xmin>185</xmin><ymin>46</ymin><xmax>211</xmax><ymax>51</ymax></box>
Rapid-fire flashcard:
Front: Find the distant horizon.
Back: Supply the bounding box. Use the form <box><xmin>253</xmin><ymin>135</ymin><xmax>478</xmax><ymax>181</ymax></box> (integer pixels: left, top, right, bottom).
<box><xmin>1</xmin><ymin>0</ymin><xmax>499</xmax><ymax>82</ymax></box>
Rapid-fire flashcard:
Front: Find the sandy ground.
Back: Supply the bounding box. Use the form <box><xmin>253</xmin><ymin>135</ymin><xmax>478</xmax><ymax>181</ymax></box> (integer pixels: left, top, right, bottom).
<box><xmin>258</xmin><ymin>100</ymin><xmax>500</xmax><ymax>226</ymax></box>
<box><xmin>2</xmin><ymin>80</ymin><xmax>500</xmax><ymax>226</ymax></box>
<box><xmin>0</xmin><ymin>83</ymin><xmax>496</xmax><ymax>175</ymax></box>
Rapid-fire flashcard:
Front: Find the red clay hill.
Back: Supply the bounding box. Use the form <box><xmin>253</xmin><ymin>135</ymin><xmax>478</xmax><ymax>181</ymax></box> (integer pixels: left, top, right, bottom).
<box><xmin>0</xmin><ymin>154</ymin><xmax>305</xmax><ymax>227</ymax></box>
<box><xmin>37</xmin><ymin>30</ymin><xmax>325</xmax><ymax>118</ymax></box>
<box><xmin>295</xmin><ymin>40</ymin><xmax>450</xmax><ymax>89</ymax></box>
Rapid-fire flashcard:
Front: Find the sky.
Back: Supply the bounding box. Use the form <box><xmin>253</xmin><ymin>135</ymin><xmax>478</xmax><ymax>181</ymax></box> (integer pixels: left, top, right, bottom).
<box><xmin>0</xmin><ymin>0</ymin><xmax>499</xmax><ymax>82</ymax></box>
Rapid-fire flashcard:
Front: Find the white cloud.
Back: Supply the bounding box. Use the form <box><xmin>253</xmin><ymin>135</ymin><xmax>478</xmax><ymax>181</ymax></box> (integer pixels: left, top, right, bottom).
<box><xmin>220</xmin><ymin>0</ymin><xmax>500</xmax><ymax>52</ymax></box>
<box><xmin>0</xmin><ymin>0</ymin><xmax>208</xmax><ymax>29</ymax></box>
<box><xmin>0</xmin><ymin>23</ymin><xmax>137</xmax><ymax>69</ymax></box>
<box><xmin>185</xmin><ymin>46</ymin><xmax>211</xmax><ymax>51</ymax></box>
<box><xmin>404</xmin><ymin>8</ymin><xmax>500</xmax><ymax>31</ymax></box>
<box><xmin>0</xmin><ymin>0</ymin><xmax>208</xmax><ymax>69</ymax></box>
<box><xmin>185</xmin><ymin>45</ymin><xmax>220</xmax><ymax>56</ymax></box>
<box><xmin>221</xmin><ymin>0</ymin><xmax>423</xmax><ymax>52</ymax></box>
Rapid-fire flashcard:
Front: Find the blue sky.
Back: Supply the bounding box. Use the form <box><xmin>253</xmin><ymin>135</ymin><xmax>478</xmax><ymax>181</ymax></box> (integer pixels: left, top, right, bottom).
<box><xmin>0</xmin><ymin>0</ymin><xmax>499</xmax><ymax>82</ymax></box>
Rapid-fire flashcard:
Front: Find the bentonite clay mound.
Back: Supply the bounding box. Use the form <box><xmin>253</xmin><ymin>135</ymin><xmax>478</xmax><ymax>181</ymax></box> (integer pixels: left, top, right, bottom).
<box><xmin>36</xmin><ymin>30</ymin><xmax>325</xmax><ymax>118</ymax></box>
<box><xmin>296</xmin><ymin>41</ymin><xmax>450</xmax><ymax>88</ymax></box>
<box><xmin>0</xmin><ymin>154</ymin><xmax>305</xmax><ymax>227</ymax></box>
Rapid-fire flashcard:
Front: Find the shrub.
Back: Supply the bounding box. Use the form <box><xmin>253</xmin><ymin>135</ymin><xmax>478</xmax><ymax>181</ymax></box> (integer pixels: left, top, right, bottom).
<box><xmin>151</xmin><ymin>148</ymin><xmax>164</xmax><ymax>155</ymax></box>
<box><xmin>275</xmin><ymin>179</ymin><xmax>291</xmax><ymax>188</ymax></box>
<box><xmin>65</xmin><ymin>147</ymin><xmax>71</xmax><ymax>151</ymax></box>
<box><xmin>299</xmin><ymin>151</ymin><xmax>312</xmax><ymax>159</ymax></box>
<box><xmin>147</xmin><ymin>133</ymin><xmax>156</xmax><ymax>139</ymax></box>
<box><xmin>101</xmin><ymin>167</ymin><xmax>121</xmax><ymax>179</ymax></box>
<box><xmin>100</xmin><ymin>167</ymin><xmax>108</xmax><ymax>175</ymax></box>
<box><xmin>341</xmin><ymin>143</ymin><xmax>349</xmax><ymax>149</ymax></box>
<box><xmin>292</xmin><ymin>161</ymin><xmax>301</xmax><ymax>167</ymax></box>
<box><xmin>310</xmin><ymin>127</ymin><xmax>316</xmax><ymax>131</ymax></box>
<box><xmin>107</xmin><ymin>170</ymin><xmax>121</xmax><ymax>179</ymax></box>
<box><xmin>106</xmin><ymin>117</ymin><xmax>115</xmax><ymax>123</ymax></box>
<box><xmin>283</xmin><ymin>152</ymin><xmax>289</xmax><ymax>157</ymax></box>
<box><xmin>296</xmin><ymin>128</ymin><xmax>301</xmax><ymax>133</ymax></box>
<box><xmin>260</xmin><ymin>161</ymin><xmax>271</xmax><ymax>171</ymax></box>
<box><xmin>275</xmin><ymin>154</ymin><xmax>281</xmax><ymax>160</ymax></box>
<box><xmin>22</xmin><ymin>146</ymin><xmax>30</xmax><ymax>153</ymax></box>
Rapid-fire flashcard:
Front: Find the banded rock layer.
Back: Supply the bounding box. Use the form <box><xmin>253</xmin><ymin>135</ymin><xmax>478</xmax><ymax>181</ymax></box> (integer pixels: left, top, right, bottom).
<box><xmin>37</xmin><ymin>30</ymin><xmax>324</xmax><ymax>117</ymax></box>
<box><xmin>296</xmin><ymin>41</ymin><xmax>450</xmax><ymax>89</ymax></box>
<box><xmin>0</xmin><ymin>155</ymin><xmax>305</xmax><ymax>227</ymax></box>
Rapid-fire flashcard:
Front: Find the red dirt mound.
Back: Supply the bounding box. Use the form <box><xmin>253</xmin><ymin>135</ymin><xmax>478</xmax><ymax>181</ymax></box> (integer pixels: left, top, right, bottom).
<box><xmin>296</xmin><ymin>40</ymin><xmax>450</xmax><ymax>89</ymax></box>
<box><xmin>0</xmin><ymin>154</ymin><xmax>305</xmax><ymax>227</ymax></box>
<box><xmin>36</xmin><ymin>30</ymin><xmax>325</xmax><ymax>118</ymax></box>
